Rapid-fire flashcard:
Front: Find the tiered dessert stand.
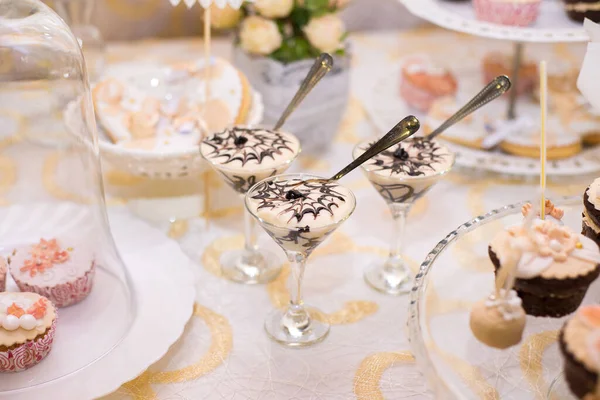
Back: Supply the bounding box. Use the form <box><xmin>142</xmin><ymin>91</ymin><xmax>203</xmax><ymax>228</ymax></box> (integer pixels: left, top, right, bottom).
<box><xmin>370</xmin><ymin>0</ymin><xmax>595</xmax><ymax>177</ymax></box>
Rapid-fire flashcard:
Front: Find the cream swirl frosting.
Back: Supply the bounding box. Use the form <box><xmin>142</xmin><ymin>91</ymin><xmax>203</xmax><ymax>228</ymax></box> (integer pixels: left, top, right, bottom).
<box><xmin>200</xmin><ymin>128</ymin><xmax>300</xmax><ymax>171</ymax></box>
<box><xmin>247</xmin><ymin>178</ymin><xmax>355</xmax><ymax>230</ymax></box>
<box><xmin>354</xmin><ymin>137</ymin><xmax>454</xmax><ymax>178</ymax></box>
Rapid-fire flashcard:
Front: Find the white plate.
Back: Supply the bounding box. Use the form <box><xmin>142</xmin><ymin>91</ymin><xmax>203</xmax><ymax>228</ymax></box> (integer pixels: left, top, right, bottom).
<box><xmin>363</xmin><ymin>62</ymin><xmax>600</xmax><ymax>178</ymax></box>
<box><xmin>0</xmin><ymin>205</ymin><xmax>196</xmax><ymax>400</ymax></box>
<box><xmin>400</xmin><ymin>0</ymin><xmax>588</xmax><ymax>43</ymax></box>
<box><xmin>93</xmin><ymin>62</ymin><xmax>265</xmax><ymax>179</ymax></box>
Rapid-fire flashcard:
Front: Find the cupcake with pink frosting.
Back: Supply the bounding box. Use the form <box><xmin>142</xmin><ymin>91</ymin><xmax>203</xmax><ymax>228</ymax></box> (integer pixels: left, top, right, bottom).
<box><xmin>400</xmin><ymin>57</ymin><xmax>457</xmax><ymax>112</ymax></box>
<box><xmin>0</xmin><ymin>292</ymin><xmax>57</xmax><ymax>372</ymax></box>
<box><xmin>474</xmin><ymin>0</ymin><xmax>541</xmax><ymax>27</ymax></box>
<box><xmin>8</xmin><ymin>238</ymin><xmax>95</xmax><ymax>308</ymax></box>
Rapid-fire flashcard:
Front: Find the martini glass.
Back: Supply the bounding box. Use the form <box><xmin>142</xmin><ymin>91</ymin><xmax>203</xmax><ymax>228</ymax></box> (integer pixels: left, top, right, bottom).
<box><xmin>245</xmin><ymin>173</ymin><xmax>356</xmax><ymax>347</ymax></box>
<box><xmin>353</xmin><ymin>138</ymin><xmax>455</xmax><ymax>295</ymax></box>
<box><xmin>201</xmin><ymin>127</ymin><xmax>300</xmax><ymax>284</ymax></box>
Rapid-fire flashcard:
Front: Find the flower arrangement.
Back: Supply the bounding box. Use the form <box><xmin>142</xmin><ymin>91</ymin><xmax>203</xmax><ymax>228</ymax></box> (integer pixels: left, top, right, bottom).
<box><xmin>212</xmin><ymin>0</ymin><xmax>350</xmax><ymax>63</ymax></box>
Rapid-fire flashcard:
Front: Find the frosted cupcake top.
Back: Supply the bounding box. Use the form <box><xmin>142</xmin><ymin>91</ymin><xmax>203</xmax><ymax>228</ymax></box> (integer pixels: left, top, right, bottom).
<box><xmin>490</xmin><ymin>220</ymin><xmax>600</xmax><ymax>280</ymax></box>
<box><xmin>563</xmin><ymin>305</ymin><xmax>600</xmax><ymax>373</ymax></box>
<box><xmin>354</xmin><ymin>137</ymin><xmax>454</xmax><ymax>178</ymax></box>
<box><xmin>246</xmin><ymin>178</ymin><xmax>355</xmax><ymax>230</ymax></box>
<box><xmin>201</xmin><ymin>127</ymin><xmax>300</xmax><ymax>171</ymax></box>
<box><xmin>9</xmin><ymin>238</ymin><xmax>94</xmax><ymax>287</ymax></box>
<box><xmin>0</xmin><ymin>292</ymin><xmax>56</xmax><ymax>347</ymax></box>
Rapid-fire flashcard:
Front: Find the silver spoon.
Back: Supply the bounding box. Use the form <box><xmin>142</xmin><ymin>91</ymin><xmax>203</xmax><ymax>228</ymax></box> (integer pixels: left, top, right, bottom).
<box><xmin>427</xmin><ymin>75</ymin><xmax>512</xmax><ymax>140</ymax></box>
<box><xmin>294</xmin><ymin>115</ymin><xmax>421</xmax><ymax>186</ymax></box>
<box><xmin>273</xmin><ymin>53</ymin><xmax>334</xmax><ymax>131</ymax></box>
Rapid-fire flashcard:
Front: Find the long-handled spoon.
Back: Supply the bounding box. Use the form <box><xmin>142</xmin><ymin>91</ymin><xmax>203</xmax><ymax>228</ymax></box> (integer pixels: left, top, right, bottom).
<box><xmin>273</xmin><ymin>53</ymin><xmax>334</xmax><ymax>131</ymax></box>
<box><xmin>427</xmin><ymin>75</ymin><xmax>512</xmax><ymax>140</ymax></box>
<box><xmin>294</xmin><ymin>115</ymin><xmax>421</xmax><ymax>187</ymax></box>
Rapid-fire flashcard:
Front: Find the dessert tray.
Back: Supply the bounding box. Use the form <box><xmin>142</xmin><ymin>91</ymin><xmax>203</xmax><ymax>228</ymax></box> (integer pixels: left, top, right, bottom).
<box><xmin>93</xmin><ymin>62</ymin><xmax>264</xmax><ymax>179</ymax></box>
<box><xmin>0</xmin><ymin>204</ymin><xmax>196</xmax><ymax>399</ymax></box>
<box><xmin>408</xmin><ymin>196</ymin><xmax>587</xmax><ymax>399</ymax></box>
<box><xmin>400</xmin><ymin>0</ymin><xmax>588</xmax><ymax>43</ymax></box>
<box><xmin>364</xmin><ymin>62</ymin><xmax>600</xmax><ymax>178</ymax></box>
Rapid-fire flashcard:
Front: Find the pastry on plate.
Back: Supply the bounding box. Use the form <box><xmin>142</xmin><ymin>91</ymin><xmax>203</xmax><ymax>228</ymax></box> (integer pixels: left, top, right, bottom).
<box><xmin>559</xmin><ymin>305</ymin><xmax>600</xmax><ymax>398</ymax></box>
<box><xmin>499</xmin><ymin>114</ymin><xmax>582</xmax><ymax>160</ymax></box>
<box><xmin>424</xmin><ymin>96</ymin><xmax>497</xmax><ymax>150</ymax></box>
<box><xmin>563</xmin><ymin>0</ymin><xmax>600</xmax><ymax>22</ymax></box>
<box><xmin>474</xmin><ymin>0</ymin><xmax>541</xmax><ymax>26</ymax></box>
<box><xmin>8</xmin><ymin>238</ymin><xmax>95</xmax><ymax>308</ymax></box>
<box><xmin>489</xmin><ymin>219</ymin><xmax>600</xmax><ymax>317</ymax></box>
<box><xmin>399</xmin><ymin>57</ymin><xmax>457</xmax><ymax>112</ymax></box>
<box><xmin>482</xmin><ymin>52</ymin><xmax>538</xmax><ymax>97</ymax></box>
<box><xmin>93</xmin><ymin>57</ymin><xmax>252</xmax><ymax>152</ymax></box>
<box><xmin>0</xmin><ymin>292</ymin><xmax>56</xmax><ymax>372</ymax></box>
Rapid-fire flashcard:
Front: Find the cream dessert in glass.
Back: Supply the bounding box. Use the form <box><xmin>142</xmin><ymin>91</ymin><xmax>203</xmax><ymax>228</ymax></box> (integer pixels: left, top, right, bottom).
<box><xmin>245</xmin><ymin>173</ymin><xmax>356</xmax><ymax>347</ymax></box>
<box><xmin>200</xmin><ymin>127</ymin><xmax>300</xmax><ymax>284</ymax></box>
<box><xmin>353</xmin><ymin>137</ymin><xmax>454</xmax><ymax>295</ymax></box>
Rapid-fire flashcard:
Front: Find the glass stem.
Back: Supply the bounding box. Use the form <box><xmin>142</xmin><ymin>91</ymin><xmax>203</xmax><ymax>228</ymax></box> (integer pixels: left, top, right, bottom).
<box><xmin>243</xmin><ymin>205</ymin><xmax>259</xmax><ymax>254</ymax></box>
<box><xmin>385</xmin><ymin>202</ymin><xmax>411</xmax><ymax>270</ymax></box>
<box><xmin>282</xmin><ymin>251</ymin><xmax>310</xmax><ymax>336</ymax></box>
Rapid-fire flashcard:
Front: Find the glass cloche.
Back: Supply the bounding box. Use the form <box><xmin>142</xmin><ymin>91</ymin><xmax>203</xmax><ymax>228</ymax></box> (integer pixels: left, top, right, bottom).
<box><xmin>0</xmin><ymin>0</ymin><xmax>133</xmax><ymax>392</ymax></box>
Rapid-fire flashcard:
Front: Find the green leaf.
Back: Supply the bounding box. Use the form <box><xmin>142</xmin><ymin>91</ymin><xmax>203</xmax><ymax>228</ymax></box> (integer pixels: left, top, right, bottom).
<box><xmin>302</xmin><ymin>0</ymin><xmax>329</xmax><ymax>13</ymax></box>
<box><xmin>270</xmin><ymin>36</ymin><xmax>315</xmax><ymax>63</ymax></box>
<box><xmin>289</xmin><ymin>7</ymin><xmax>310</xmax><ymax>30</ymax></box>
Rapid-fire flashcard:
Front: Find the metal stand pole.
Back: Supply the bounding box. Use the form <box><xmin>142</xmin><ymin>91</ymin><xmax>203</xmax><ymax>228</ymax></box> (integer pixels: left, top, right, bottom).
<box><xmin>507</xmin><ymin>42</ymin><xmax>524</xmax><ymax>120</ymax></box>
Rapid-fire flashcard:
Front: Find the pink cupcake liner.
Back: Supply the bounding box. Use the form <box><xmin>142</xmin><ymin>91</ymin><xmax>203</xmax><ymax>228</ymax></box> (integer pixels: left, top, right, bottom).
<box><xmin>14</xmin><ymin>262</ymin><xmax>95</xmax><ymax>308</ymax></box>
<box><xmin>474</xmin><ymin>0</ymin><xmax>541</xmax><ymax>27</ymax></box>
<box><xmin>0</xmin><ymin>318</ymin><xmax>56</xmax><ymax>372</ymax></box>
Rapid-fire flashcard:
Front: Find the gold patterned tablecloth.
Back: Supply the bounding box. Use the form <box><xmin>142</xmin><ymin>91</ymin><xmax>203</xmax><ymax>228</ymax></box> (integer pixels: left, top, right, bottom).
<box><xmin>4</xmin><ymin>28</ymin><xmax>591</xmax><ymax>399</ymax></box>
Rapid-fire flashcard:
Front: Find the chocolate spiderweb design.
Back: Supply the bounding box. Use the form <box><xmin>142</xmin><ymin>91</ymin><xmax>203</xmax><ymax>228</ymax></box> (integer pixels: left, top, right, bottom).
<box><xmin>366</xmin><ymin>138</ymin><xmax>449</xmax><ymax>176</ymax></box>
<box><xmin>251</xmin><ymin>180</ymin><xmax>347</xmax><ymax>224</ymax></box>
<box><xmin>203</xmin><ymin>128</ymin><xmax>295</xmax><ymax>167</ymax></box>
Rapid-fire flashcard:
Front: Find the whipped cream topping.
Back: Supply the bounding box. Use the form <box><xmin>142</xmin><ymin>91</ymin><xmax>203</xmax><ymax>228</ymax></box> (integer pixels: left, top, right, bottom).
<box><xmin>247</xmin><ymin>178</ymin><xmax>355</xmax><ymax>230</ymax></box>
<box><xmin>201</xmin><ymin>127</ymin><xmax>300</xmax><ymax>171</ymax></box>
<box><xmin>354</xmin><ymin>137</ymin><xmax>454</xmax><ymax>179</ymax></box>
<box><xmin>587</xmin><ymin>178</ymin><xmax>600</xmax><ymax>211</ymax></box>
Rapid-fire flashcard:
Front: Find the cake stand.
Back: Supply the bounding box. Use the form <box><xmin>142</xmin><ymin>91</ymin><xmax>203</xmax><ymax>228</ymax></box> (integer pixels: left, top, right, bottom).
<box><xmin>408</xmin><ymin>196</ymin><xmax>591</xmax><ymax>399</ymax></box>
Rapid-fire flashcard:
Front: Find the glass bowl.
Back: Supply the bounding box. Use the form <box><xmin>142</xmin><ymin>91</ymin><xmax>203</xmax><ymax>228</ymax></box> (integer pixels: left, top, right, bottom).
<box><xmin>408</xmin><ymin>195</ymin><xmax>593</xmax><ymax>399</ymax></box>
<box><xmin>0</xmin><ymin>0</ymin><xmax>134</xmax><ymax>393</ymax></box>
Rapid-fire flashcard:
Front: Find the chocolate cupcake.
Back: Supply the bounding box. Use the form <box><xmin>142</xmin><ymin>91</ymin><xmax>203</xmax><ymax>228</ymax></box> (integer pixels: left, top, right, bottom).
<box><xmin>584</xmin><ymin>179</ymin><xmax>600</xmax><ymax>247</ymax></box>
<box><xmin>559</xmin><ymin>305</ymin><xmax>600</xmax><ymax>398</ymax></box>
<box><xmin>563</xmin><ymin>0</ymin><xmax>600</xmax><ymax>22</ymax></box>
<box><xmin>489</xmin><ymin>220</ymin><xmax>600</xmax><ymax>318</ymax></box>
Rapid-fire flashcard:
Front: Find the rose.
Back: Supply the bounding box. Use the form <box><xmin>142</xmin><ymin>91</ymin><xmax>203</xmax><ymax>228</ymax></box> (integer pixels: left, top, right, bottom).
<box><xmin>254</xmin><ymin>0</ymin><xmax>294</xmax><ymax>18</ymax></box>
<box><xmin>303</xmin><ymin>14</ymin><xmax>345</xmax><ymax>53</ymax></box>
<box><xmin>209</xmin><ymin>4</ymin><xmax>242</xmax><ymax>29</ymax></box>
<box><xmin>239</xmin><ymin>16</ymin><xmax>283</xmax><ymax>55</ymax></box>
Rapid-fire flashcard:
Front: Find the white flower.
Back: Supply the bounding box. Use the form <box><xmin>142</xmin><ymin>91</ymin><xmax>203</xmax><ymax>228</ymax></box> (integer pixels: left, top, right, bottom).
<box><xmin>209</xmin><ymin>4</ymin><xmax>242</xmax><ymax>29</ymax></box>
<box><xmin>169</xmin><ymin>0</ymin><xmax>246</xmax><ymax>9</ymax></box>
<box><xmin>304</xmin><ymin>14</ymin><xmax>345</xmax><ymax>53</ymax></box>
<box><xmin>254</xmin><ymin>0</ymin><xmax>294</xmax><ymax>18</ymax></box>
<box><xmin>239</xmin><ymin>16</ymin><xmax>283</xmax><ymax>55</ymax></box>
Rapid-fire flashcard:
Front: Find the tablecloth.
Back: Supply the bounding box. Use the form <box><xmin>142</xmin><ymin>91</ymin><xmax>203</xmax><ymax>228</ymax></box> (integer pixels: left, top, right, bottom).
<box><xmin>36</xmin><ymin>28</ymin><xmax>594</xmax><ymax>399</ymax></box>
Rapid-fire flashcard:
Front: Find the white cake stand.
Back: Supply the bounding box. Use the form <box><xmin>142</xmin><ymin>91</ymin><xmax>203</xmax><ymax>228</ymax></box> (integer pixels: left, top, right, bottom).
<box><xmin>400</xmin><ymin>0</ymin><xmax>589</xmax><ymax>119</ymax></box>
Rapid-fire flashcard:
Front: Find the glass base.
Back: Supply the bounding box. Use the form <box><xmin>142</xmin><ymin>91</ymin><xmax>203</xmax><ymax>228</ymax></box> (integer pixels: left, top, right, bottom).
<box><xmin>264</xmin><ymin>307</ymin><xmax>330</xmax><ymax>347</ymax></box>
<box><xmin>364</xmin><ymin>261</ymin><xmax>412</xmax><ymax>296</ymax></box>
<box><xmin>220</xmin><ymin>249</ymin><xmax>282</xmax><ymax>285</ymax></box>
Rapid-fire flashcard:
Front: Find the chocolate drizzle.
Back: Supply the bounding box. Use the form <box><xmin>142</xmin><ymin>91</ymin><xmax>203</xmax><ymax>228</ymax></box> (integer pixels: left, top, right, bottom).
<box><xmin>202</xmin><ymin>128</ymin><xmax>295</xmax><ymax>167</ymax></box>
<box><xmin>251</xmin><ymin>179</ymin><xmax>347</xmax><ymax>224</ymax></box>
<box><xmin>365</xmin><ymin>138</ymin><xmax>450</xmax><ymax>177</ymax></box>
